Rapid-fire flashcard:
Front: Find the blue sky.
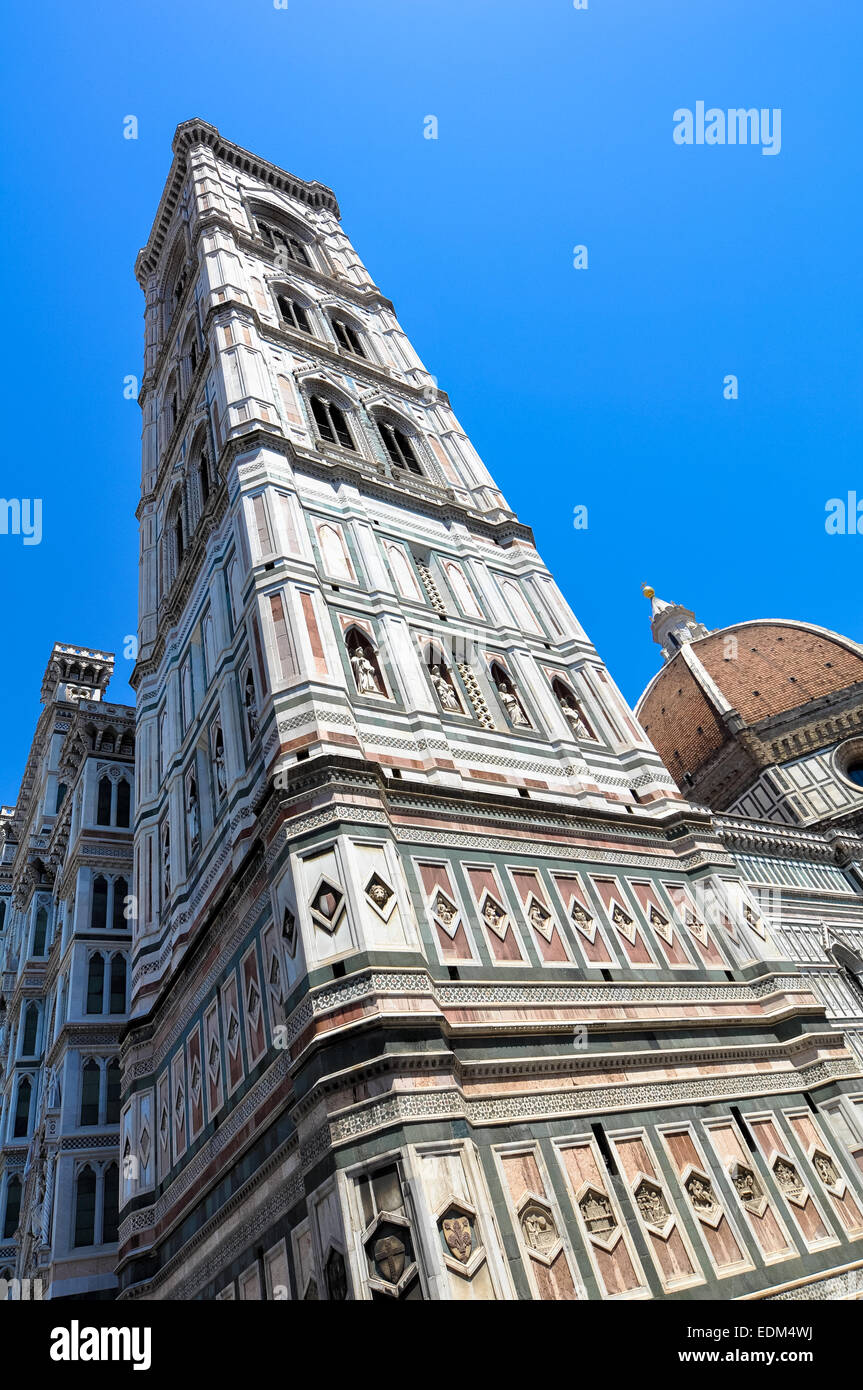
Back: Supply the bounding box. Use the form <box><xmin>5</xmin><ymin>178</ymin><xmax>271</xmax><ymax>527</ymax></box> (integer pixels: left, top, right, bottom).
<box><xmin>1</xmin><ymin>0</ymin><xmax>861</xmax><ymax>802</ymax></box>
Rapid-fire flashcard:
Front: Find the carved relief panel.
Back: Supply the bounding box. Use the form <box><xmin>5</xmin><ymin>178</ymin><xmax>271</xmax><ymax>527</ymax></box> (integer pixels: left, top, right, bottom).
<box><xmin>610</xmin><ymin>1131</ymin><xmax>703</xmax><ymax>1293</ymax></box>
<box><xmin>702</xmin><ymin>1117</ymin><xmax>796</xmax><ymax>1262</ymax></box>
<box><xmin>554</xmin><ymin>1137</ymin><xmax>649</xmax><ymax>1298</ymax></box>
<box><xmin>495</xmin><ymin>1144</ymin><xmax>582</xmax><ymax>1300</ymax></box>
<box><xmin>748</xmin><ymin>1115</ymin><xmax>836</xmax><ymax>1252</ymax></box>
<box><xmin>785</xmin><ymin>1109</ymin><xmax>863</xmax><ymax>1239</ymax></box>
<box><xmin>415</xmin><ymin>859</ymin><xmax>477</xmax><ymax>963</ymax></box>
<box><xmin>661</xmin><ymin>1127</ymin><xmax>752</xmax><ymax>1277</ymax></box>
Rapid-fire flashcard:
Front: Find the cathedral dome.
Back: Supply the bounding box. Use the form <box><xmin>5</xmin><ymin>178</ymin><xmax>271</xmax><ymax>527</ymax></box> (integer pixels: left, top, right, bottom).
<box><xmin>636</xmin><ymin>617</ymin><xmax>863</xmax><ymax>790</ymax></box>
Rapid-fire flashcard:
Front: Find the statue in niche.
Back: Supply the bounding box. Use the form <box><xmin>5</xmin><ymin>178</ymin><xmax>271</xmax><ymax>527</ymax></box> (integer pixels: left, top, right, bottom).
<box><xmin>496</xmin><ymin>676</ymin><xmax>529</xmax><ymax>727</ymax></box>
<box><xmin>162</xmin><ymin>826</ymin><xmax>171</xmax><ymax>898</ymax></box>
<box><xmin>187</xmin><ymin>781</ymin><xmax>201</xmax><ymax>855</ymax></box>
<box><xmin>350</xmin><ymin>646</ymin><xmax>380</xmax><ymax>696</ymax></box>
<box><xmin>430</xmin><ymin>663</ymin><xmax>460</xmax><ymax>712</ymax></box>
<box><xmin>557</xmin><ymin>690</ymin><xmax>588</xmax><ymax>738</ymax></box>
<box><xmin>213</xmin><ymin>728</ymin><xmax>226</xmax><ymax>798</ymax></box>
<box><xmin>244</xmin><ymin>673</ymin><xmax>259</xmax><ymax>739</ymax></box>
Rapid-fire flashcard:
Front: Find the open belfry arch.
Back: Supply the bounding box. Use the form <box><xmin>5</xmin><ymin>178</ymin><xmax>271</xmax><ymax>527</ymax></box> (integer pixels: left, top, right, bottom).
<box><xmin>113</xmin><ymin>121</ymin><xmax>863</xmax><ymax>1301</ymax></box>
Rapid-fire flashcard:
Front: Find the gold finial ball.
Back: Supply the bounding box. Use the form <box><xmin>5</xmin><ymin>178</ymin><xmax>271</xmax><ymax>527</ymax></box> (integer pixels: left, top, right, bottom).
<box><xmin>642</xmin><ymin>584</ymin><xmax>655</xmax><ymax>599</ymax></box>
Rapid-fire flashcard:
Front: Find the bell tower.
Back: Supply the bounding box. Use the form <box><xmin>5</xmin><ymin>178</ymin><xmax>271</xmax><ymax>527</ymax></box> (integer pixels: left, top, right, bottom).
<box><xmin>118</xmin><ymin>123</ymin><xmax>863</xmax><ymax>1303</ymax></box>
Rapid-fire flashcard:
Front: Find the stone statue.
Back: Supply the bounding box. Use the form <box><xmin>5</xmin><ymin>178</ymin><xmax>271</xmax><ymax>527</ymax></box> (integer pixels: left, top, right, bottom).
<box><xmin>162</xmin><ymin>828</ymin><xmax>171</xmax><ymax>897</ymax></box>
<box><xmin>244</xmin><ymin>676</ymin><xmax>259</xmax><ymax>738</ymax></box>
<box><xmin>558</xmin><ymin>692</ymin><xmax>587</xmax><ymax>738</ymax></box>
<box><xmin>187</xmin><ymin>783</ymin><xmax>201</xmax><ymax>854</ymax></box>
<box><xmin>351</xmin><ymin>649</ymin><xmax>379</xmax><ymax>695</ymax></box>
<box><xmin>214</xmin><ymin>731</ymin><xmax>226</xmax><ymax>798</ymax></box>
<box><xmin>497</xmin><ymin>679</ymin><xmax>529</xmax><ymax>727</ymax></box>
<box><xmin>430</xmin><ymin>663</ymin><xmax>460</xmax><ymax>711</ymax></box>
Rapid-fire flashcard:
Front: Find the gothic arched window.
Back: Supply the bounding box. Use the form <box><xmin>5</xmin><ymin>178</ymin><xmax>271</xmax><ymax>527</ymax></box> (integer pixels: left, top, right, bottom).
<box><xmin>277</xmin><ymin>294</ymin><xmax>311</xmax><ymax>333</ymax></box>
<box><xmin>3</xmin><ymin>1178</ymin><xmax>21</xmax><ymax>1240</ymax></box>
<box><xmin>74</xmin><ymin>1166</ymin><xmax>97</xmax><ymax>1247</ymax></box>
<box><xmin>331</xmin><ymin>317</ymin><xmax>365</xmax><ymax>358</ymax></box>
<box><xmin>256</xmin><ymin>218</ymin><xmax>311</xmax><ymax>268</ymax></box>
<box><xmin>345</xmin><ymin>629</ymin><xmax>386</xmax><ymax>698</ymax></box>
<box><xmin>109</xmin><ymin>955</ymin><xmax>127</xmax><ymax>1015</ymax></box>
<box><xmin>32</xmin><ymin>905</ymin><xmax>48</xmax><ymax>956</ymax></box>
<box><xmin>80</xmin><ymin>1060</ymin><xmax>101</xmax><ymax>1125</ymax></box>
<box><xmin>91</xmin><ymin>876</ymin><xmax>108</xmax><ymax>931</ymax></box>
<box><xmin>378</xmin><ymin>421</ymin><xmax>422</xmax><ymax>475</ymax></box>
<box><xmin>22</xmin><ymin>1002</ymin><xmax>39</xmax><ymax>1055</ymax></box>
<box><xmin>310</xmin><ymin>395</ymin><xmax>355</xmax><ymax>451</ymax></box>
<box><xmin>13</xmin><ymin>1078</ymin><xmax>31</xmax><ymax>1138</ymax></box>
<box><xmin>86</xmin><ymin>953</ymin><xmax>105</xmax><ymax>1014</ymax></box>
<box><xmin>55</xmin><ymin>781</ymin><xmax>68</xmax><ymax>813</ymax></box>
<box><xmin>116</xmin><ymin>779</ymin><xmax>131</xmax><ymax>828</ymax></box>
<box><xmin>97</xmin><ymin>776</ymin><xmax>112</xmax><ymax>826</ymax></box>
<box><xmin>113</xmin><ymin>877</ymin><xmax>129</xmax><ymax>931</ymax></box>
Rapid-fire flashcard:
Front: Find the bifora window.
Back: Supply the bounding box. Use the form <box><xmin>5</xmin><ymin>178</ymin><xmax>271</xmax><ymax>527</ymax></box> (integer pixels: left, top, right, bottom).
<box><xmin>310</xmin><ymin>395</ymin><xmax>355</xmax><ymax>450</ymax></box>
<box><xmin>277</xmin><ymin>295</ymin><xmax>310</xmax><ymax>334</ymax></box>
<box><xmin>379</xmin><ymin>422</ymin><xmax>422</xmax><ymax>475</ymax></box>
<box><xmin>332</xmin><ymin>318</ymin><xmax>365</xmax><ymax>357</ymax></box>
<box><xmin>256</xmin><ymin>220</ymin><xmax>310</xmax><ymax>267</ymax></box>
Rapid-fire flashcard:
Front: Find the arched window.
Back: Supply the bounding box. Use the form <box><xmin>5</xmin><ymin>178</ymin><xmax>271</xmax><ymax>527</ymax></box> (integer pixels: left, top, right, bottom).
<box><xmin>0</xmin><ymin>900</ymin><xmax>6</xmax><ymax>932</ymax></box>
<box><xmin>74</xmin><ymin>1166</ymin><xmax>97</xmax><ymax>1247</ymax></box>
<box><xmin>310</xmin><ymin>395</ymin><xmax>354</xmax><ymax>451</ymax></box>
<box><xmin>102</xmin><ymin>1164</ymin><xmax>119</xmax><ymax>1244</ymax></box>
<box><xmin>91</xmin><ymin>876</ymin><xmax>109</xmax><ymax>931</ymax></box>
<box><xmin>32</xmin><ymin>905</ymin><xmax>48</xmax><ymax>957</ymax></box>
<box><xmin>255</xmin><ymin>218</ymin><xmax>310</xmax><ymax>267</ymax></box>
<box><xmin>174</xmin><ymin>510</ymin><xmax>185</xmax><ymax>567</ymax></box>
<box><xmin>277</xmin><ymin>294</ymin><xmax>310</xmax><ymax>333</ymax></box>
<box><xmin>377</xmin><ymin>420</ymin><xmax>421</xmax><ymax>475</ymax></box>
<box><xmin>96</xmin><ymin>776</ymin><xmax>112</xmax><ymax>826</ymax></box>
<box><xmin>22</xmin><ymin>1003</ymin><xmax>39</xmax><ymax>1055</ymax></box>
<box><xmin>198</xmin><ymin>447</ymin><xmax>211</xmax><ymax>508</ymax></box>
<box><xmin>331</xmin><ymin>318</ymin><xmax>365</xmax><ymax>358</ymax></box>
<box><xmin>113</xmin><ymin>877</ymin><xmax>128</xmax><ymax>931</ymax></box>
<box><xmin>109</xmin><ymin>955</ymin><xmax>127</xmax><ymax>1015</ymax></box>
<box><xmin>106</xmin><ymin>1061</ymin><xmax>121</xmax><ymax>1126</ymax></box>
<box><xmin>86</xmin><ymin>953</ymin><xmax>105</xmax><ymax>1015</ymax></box>
<box><xmin>80</xmin><ymin>1060</ymin><xmax>101</xmax><ymax>1125</ymax></box>
<box><xmin>116</xmin><ymin>779</ymin><xmax>131</xmax><ymax>828</ymax></box>
<box><xmin>181</xmin><ymin>319</ymin><xmax>200</xmax><ymax>385</ymax></box>
<box><xmin>55</xmin><ymin>782</ymin><xmax>68</xmax><ymax>813</ymax></box>
<box><xmin>345</xmin><ymin>629</ymin><xmax>386</xmax><ymax>698</ymax></box>
<box><xmin>13</xmin><ymin>1078</ymin><xmax>31</xmax><ymax>1138</ymax></box>
<box><xmin>3</xmin><ymin>1178</ymin><xmax>21</xmax><ymax>1240</ymax></box>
